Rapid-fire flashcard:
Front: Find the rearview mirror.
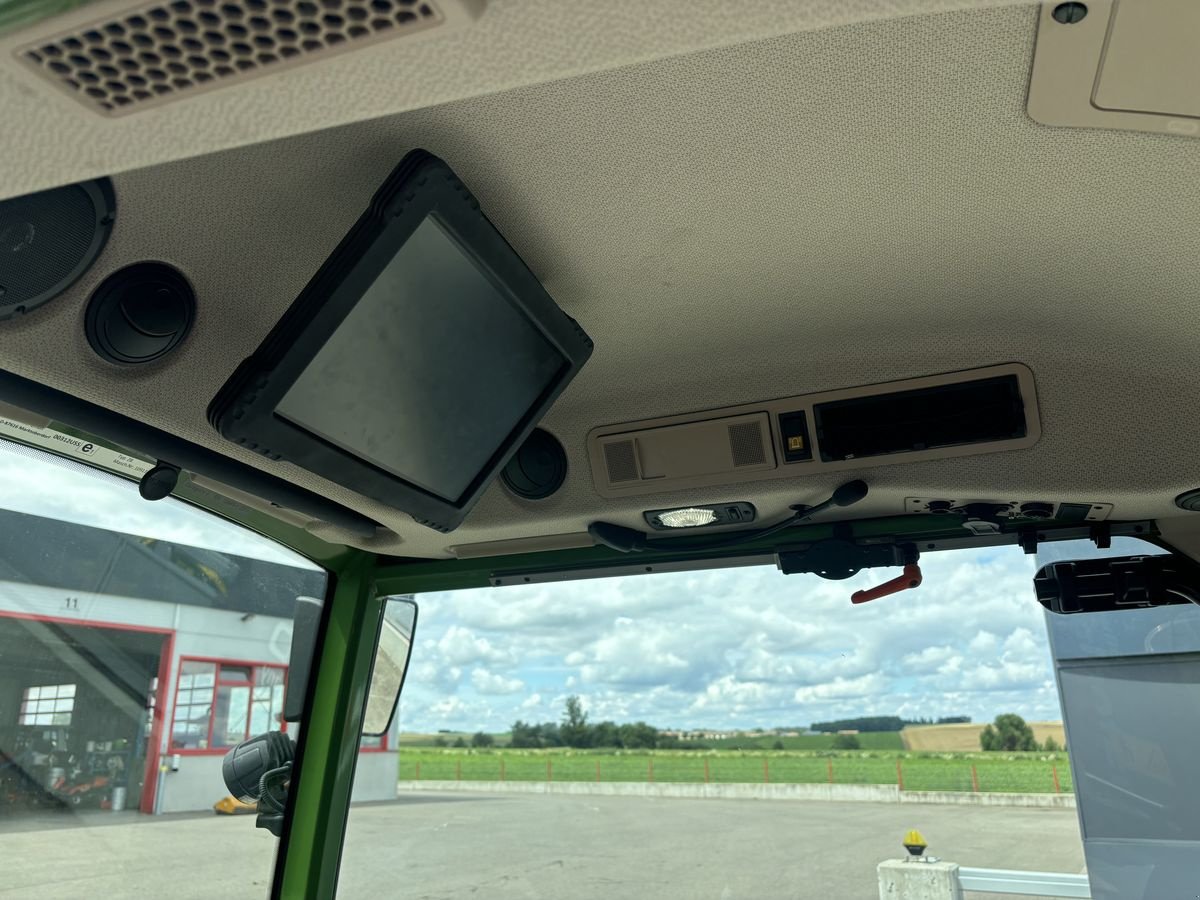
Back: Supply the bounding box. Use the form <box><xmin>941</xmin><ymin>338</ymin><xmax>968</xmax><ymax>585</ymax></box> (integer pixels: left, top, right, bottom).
<box><xmin>362</xmin><ymin>596</ymin><xmax>418</xmax><ymax>736</ymax></box>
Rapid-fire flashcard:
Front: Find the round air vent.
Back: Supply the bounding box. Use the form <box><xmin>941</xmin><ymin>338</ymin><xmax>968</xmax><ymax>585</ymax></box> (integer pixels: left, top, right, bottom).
<box><xmin>1175</xmin><ymin>490</ymin><xmax>1200</xmax><ymax>512</ymax></box>
<box><xmin>85</xmin><ymin>262</ymin><xmax>195</xmax><ymax>365</ymax></box>
<box><xmin>501</xmin><ymin>428</ymin><xmax>567</xmax><ymax>500</ymax></box>
<box><xmin>0</xmin><ymin>178</ymin><xmax>115</xmax><ymax>320</ymax></box>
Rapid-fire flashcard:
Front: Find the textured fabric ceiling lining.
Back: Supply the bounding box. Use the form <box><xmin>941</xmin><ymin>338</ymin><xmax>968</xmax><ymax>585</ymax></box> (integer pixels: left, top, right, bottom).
<box><xmin>2</xmin><ymin>4</ymin><xmax>1200</xmax><ymax>558</ymax></box>
<box><xmin>0</xmin><ymin>0</ymin><xmax>1022</xmax><ymax>200</ymax></box>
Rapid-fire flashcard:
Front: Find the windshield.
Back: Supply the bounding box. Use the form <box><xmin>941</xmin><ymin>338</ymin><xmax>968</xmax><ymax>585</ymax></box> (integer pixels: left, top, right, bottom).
<box><xmin>3</xmin><ymin>425</ymin><xmax>1180</xmax><ymax>899</ymax></box>
<box><xmin>0</xmin><ymin>436</ymin><xmax>332</xmax><ymax>898</ymax></box>
<box><xmin>339</xmin><ymin>544</ymin><xmax>1096</xmax><ymax>898</ymax></box>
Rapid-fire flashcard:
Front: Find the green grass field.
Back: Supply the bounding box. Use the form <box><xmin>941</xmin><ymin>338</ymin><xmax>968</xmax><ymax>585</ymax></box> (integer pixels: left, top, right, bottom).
<box><xmin>397</xmin><ymin>731</ymin><xmax>904</xmax><ymax>751</ymax></box>
<box><xmin>398</xmin><ymin>748</ymin><xmax>1072</xmax><ymax>794</ymax></box>
<box><xmin>709</xmin><ymin>732</ymin><xmax>906</xmax><ymax>751</ymax></box>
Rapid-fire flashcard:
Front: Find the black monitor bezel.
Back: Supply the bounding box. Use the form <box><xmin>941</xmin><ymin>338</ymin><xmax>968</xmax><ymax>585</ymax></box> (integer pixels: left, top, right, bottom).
<box><xmin>208</xmin><ymin>150</ymin><xmax>592</xmax><ymax>533</ymax></box>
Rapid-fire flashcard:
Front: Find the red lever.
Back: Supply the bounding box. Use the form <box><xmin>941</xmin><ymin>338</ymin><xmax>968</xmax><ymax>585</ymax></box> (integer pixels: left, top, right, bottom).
<box><xmin>851</xmin><ymin>564</ymin><xmax>923</xmax><ymax>604</ymax></box>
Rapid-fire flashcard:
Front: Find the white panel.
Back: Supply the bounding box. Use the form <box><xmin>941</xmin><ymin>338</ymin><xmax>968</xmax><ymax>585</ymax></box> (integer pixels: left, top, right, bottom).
<box><xmin>1028</xmin><ymin>0</ymin><xmax>1200</xmax><ymax>139</ymax></box>
<box><xmin>1094</xmin><ymin>0</ymin><xmax>1200</xmax><ymax>119</ymax></box>
<box><xmin>636</xmin><ymin>414</ymin><xmax>773</xmax><ymax>480</ymax></box>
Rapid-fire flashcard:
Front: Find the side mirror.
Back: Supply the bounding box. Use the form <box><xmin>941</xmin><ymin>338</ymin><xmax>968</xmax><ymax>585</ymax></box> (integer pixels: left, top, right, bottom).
<box><xmin>223</xmin><ymin>595</ymin><xmax>417</xmax><ymax>837</ymax></box>
<box><xmin>283</xmin><ymin>595</ymin><xmax>323</xmax><ymax>724</ymax></box>
<box><xmin>282</xmin><ymin>594</ymin><xmax>417</xmax><ymax>731</ymax></box>
<box><xmin>362</xmin><ymin>596</ymin><xmax>418</xmax><ymax>735</ymax></box>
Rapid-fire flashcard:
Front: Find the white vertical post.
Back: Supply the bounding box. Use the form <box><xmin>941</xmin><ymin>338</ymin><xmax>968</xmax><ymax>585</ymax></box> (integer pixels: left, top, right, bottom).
<box><xmin>877</xmin><ymin>860</ymin><xmax>963</xmax><ymax>899</ymax></box>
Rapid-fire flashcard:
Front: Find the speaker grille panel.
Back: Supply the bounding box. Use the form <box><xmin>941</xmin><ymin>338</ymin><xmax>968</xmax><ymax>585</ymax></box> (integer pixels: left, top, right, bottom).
<box><xmin>19</xmin><ymin>0</ymin><xmax>442</xmax><ymax>116</ymax></box>
<box><xmin>0</xmin><ymin>180</ymin><xmax>115</xmax><ymax>320</ymax></box>
<box><xmin>602</xmin><ymin>440</ymin><xmax>639</xmax><ymax>484</ymax></box>
<box><xmin>728</xmin><ymin>421</ymin><xmax>766</xmax><ymax>467</ymax></box>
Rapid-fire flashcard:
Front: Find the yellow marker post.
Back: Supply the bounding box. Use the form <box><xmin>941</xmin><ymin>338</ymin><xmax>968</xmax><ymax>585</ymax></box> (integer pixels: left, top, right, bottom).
<box><xmin>902</xmin><ymin>829</ymin><xmax>927</xmax><ymax>858</ymax></box>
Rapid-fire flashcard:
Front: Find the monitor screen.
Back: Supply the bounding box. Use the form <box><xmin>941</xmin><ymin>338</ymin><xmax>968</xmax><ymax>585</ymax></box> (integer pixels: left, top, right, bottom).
<box><xmin>275</xmin><ymin>216</ymin><xmax>566</xmax><ymax>502</ymax></box>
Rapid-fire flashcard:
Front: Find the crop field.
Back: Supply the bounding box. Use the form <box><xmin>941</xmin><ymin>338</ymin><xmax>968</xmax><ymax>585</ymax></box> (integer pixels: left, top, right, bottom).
<box><xmin>398</xmin><ymin>748</ymin><xmax>1072</xmax><ymax>794</ymax></box>
<box><xmin>900</xmin><ymin>721</ymin><xmax>1066</xmax><ymax>751</ymax></box>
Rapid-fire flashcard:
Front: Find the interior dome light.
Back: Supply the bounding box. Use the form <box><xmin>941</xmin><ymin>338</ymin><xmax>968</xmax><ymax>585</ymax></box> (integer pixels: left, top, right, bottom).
<box><xmin>657</xmin><ymin>507</ymin><xmax>719</xmax><ymax>528</ymax></box>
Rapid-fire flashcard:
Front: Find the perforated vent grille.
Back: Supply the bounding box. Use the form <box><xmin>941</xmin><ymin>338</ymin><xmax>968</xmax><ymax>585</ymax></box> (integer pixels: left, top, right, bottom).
<box><xmin>728</xmin><ymin>422</ymin><xmax>766</xmax><ymax>467</ymax></box>
<box><xmin>602</xmin><ymin>440</ymin><xmax>639</xmax><ymax>484</ymax></box>
<box><xmin>19</xmin><ymin>0</ymin><xmax>442</xmax><ymax>115</ymax></box>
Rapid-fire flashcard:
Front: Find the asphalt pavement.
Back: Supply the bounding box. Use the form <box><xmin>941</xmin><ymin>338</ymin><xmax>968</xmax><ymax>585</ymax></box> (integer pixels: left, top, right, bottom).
<box><xmin>2</xmin><ymin>792</ymin><xmax>1084</xmax><ymax>899</ymax></box>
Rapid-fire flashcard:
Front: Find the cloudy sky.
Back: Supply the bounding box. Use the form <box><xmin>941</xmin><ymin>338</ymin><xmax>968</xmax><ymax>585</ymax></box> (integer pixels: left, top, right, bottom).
<box><xmin>2</xmin><ymin>433</ymin><xmax>1076</xmax><ymax>734</ymax></box>
<box><xmin>397</xmin><ymin>547</ymin><xmax>1068</xmax><ymax>734</ymax></box>
<box><xmin>0</xmin><ymin>434</ymin><xmax>316</xmax><ymax>569</ymax></box>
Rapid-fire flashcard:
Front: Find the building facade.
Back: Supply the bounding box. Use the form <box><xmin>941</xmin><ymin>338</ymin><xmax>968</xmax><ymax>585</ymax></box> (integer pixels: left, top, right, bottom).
<box><xmin>0</xmin><ymin>508</ymin><xmax>398</xmax><ymax>816</ymax></box>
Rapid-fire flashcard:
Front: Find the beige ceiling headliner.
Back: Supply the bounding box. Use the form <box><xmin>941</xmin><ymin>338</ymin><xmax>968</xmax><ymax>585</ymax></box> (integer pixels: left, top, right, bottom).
<box><xmin>4</xmin><ymin>0</ymin><xmax>1019</xmax><ymax>200</ymax></box>
<box><xmin>4</xmin><ymin>3</ymin><xmax>1200</xmax><ymax>559</ymax></box>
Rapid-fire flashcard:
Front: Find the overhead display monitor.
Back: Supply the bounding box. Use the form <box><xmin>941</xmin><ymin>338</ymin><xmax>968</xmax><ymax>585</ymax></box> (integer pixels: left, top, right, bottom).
<box><xmin>209</xmin><ymin>150</ymin><xmax>593</xmax><ymax>532</ymax></box>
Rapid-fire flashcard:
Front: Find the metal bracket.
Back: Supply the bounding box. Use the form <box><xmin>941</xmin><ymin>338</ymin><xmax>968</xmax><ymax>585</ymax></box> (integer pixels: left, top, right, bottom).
<box><xmin>1090</xmin><ymin>522</ymin><xmax>1112</xmax><ymax>550</ymax></box>
<box><xmin>1035</xmin><ymin>554</ymin><xmax>1200</xmax><ymax>614</ymax></box>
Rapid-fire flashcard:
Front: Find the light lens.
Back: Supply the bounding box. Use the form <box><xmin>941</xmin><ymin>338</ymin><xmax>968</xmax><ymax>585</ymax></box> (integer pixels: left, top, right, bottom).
<box><xmin>656</xmin><ymin>507</ymin><xmax>719</xmax><ymax>528</ymax></box>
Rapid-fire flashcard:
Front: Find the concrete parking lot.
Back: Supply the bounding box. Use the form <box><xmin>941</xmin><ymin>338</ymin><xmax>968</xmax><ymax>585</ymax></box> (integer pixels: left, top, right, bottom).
<box><xmin>2</xmin><ymin>792</ymin><xmax>1084</xmax><ymax>899</ymax></box>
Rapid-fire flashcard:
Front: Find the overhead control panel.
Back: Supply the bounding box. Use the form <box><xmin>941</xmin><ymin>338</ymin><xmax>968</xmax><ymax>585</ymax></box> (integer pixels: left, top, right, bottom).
<box><xmin>587</xmin><ymin>364</ymin><xmax>1040</xmax><ymax>498</ymax></box>
<box><xmin>906</xmin><ymin>498</ymin><xmax>1112</xmax><ymax>536</ymax></box>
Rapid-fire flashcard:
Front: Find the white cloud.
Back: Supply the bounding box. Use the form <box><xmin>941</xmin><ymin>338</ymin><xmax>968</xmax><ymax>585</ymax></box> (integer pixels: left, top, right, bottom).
<box><xmin>969</xmin><ymin>631</ymin><xmax>1001</xmax><ymax>655</ymax></box>
<box><xmin>470</xmin><ymin>668</ymin><xmax>525</xmax><ymax>695</ymax></box>
<box><xmin>576</xmin><ymin>626</ymin><xmax>691</xmax><ymax>686</ymax></box>
<box><xmin>436</xmin><ymin>625</ymin><xmax>515</xmax><ymax>667</ymax></box>
<box><xmin>793</xmin><ymin>672</ymin><xmax>886</xmax><ymax>703</ymax></box>
<box><xmin>900</xmin><ymin>645</ymin><xmax>957</xmax><ymax>674</ymax></box>
<box><xmin>956</xmin><ymin>661</ymin><xmax>1046</xmax><ymax>691</ymax></box>
<box><xmin>1003</xmin><ymin>627</ymin><xmax>1042</xmax><ymax>659</ymax></box>
<box><xmin>427</xmin><ymin>696</ymin><xmax>467</xmax><ymax>719</ymax></box>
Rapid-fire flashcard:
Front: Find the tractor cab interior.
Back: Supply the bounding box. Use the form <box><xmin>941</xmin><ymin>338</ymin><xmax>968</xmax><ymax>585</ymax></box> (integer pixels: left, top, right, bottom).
<box><xmin>2</xmin><ymin>1</ymin><xmax>1200</xmax><ymax>898</ymax></box>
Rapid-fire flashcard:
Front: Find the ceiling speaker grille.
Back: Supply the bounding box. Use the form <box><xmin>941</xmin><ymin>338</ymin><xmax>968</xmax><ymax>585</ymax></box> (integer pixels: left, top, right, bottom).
<box><xmin>19</xmin><ymin>0</ymin><xmax>442</xmax><ymax>115</ymax></box>
<box><xmin>602</xmin><ymin>440</ymin><xmax>638</xmax><ymax>484</ymax></box>
<box><xmin>728</xmin><ymin>421</ymin><xmax>766</xmax><ymax>467</ymax></box>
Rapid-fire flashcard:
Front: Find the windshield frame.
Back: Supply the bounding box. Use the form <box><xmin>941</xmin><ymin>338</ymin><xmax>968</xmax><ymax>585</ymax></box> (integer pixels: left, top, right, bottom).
<box><xmin>0</xmin><ymin>424</ymin><xmax>1171</xmax><ymax>899</ymax></box>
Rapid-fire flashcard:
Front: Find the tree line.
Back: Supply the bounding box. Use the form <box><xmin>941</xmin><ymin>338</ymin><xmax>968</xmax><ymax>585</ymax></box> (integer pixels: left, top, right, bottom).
<box><xmin>429</xmin><ymin>703</ymin><xmax>1062</xmax><ymax>753</ymax></box>
<box><xmin>509</xmin><ymin>696</ymin><xmax>677</xmax><ymax>749</ymax></box>
<box><xmin>810</xmin><ymin>715</ymin><xmax>971</xmax><ymax>733</ymax></box>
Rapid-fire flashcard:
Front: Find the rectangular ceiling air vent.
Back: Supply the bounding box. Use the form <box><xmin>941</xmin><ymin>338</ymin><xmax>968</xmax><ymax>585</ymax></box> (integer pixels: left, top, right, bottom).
<box><xmin>728</xmin><ymin>420</ymin><xmax>767</xmax><ymax>468</ymax></box>
<box><xmin>587</xmin><ymin>364</ymin><xmax>1040</xmax><ymax>499</ymax></box>
<box><xmin>602</xmin><ymin>439</ymin><xmax>639</xmax><ymax>484</ymax></box>
<box><xmin>17</xmin><ymin>0</ymin><xmax>477</xmax><ymax>115</ymax></box>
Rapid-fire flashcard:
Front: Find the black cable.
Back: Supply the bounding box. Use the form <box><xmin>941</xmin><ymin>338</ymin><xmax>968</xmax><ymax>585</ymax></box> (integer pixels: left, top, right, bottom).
<box><xmin>257</xmin><ymin>763</ymin><xmax>292</xmax><ymax>816</ymax></box>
